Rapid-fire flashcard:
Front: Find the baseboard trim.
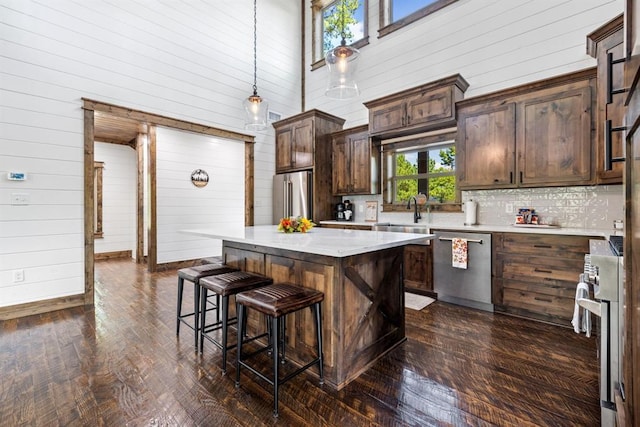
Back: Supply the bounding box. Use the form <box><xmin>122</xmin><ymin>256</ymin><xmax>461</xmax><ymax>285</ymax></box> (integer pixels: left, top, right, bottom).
<box><xmin>155</xmin><ymin>258</ymin><xmax>211</xmax><ymax>272</ymax></box>
<box><xmin>95</xmin><ymin>250</ymin><xmax>132</xmax><ymax>261</ymax></box>
<box><xmin>0</xmin><ymin>293</ymin><xmax>87</xmax><ymax>321</ymax></box>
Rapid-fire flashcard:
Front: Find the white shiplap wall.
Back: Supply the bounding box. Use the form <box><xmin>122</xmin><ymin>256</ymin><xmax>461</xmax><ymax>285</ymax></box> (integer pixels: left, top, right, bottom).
<box><xmin>94</xmin><ymin>142</ymin><xmax>136</xmax><ymax>257</ymax></box>
<box><xmin>155</xmin><ymin>127</ymin><xmax>245</xmax><ymax>263</ymax></box>
<box><xmin>305</xmin><ymin>0</ymin><xmax>623</xmax><ymax>127</ymax></box>
<box><xmin>0</xmin><ymin>0</ymin><xmax>624</xmax><ymax>310</ymax></box>
<box><xmin>0</xmin><ymin>0</ymin><xmax>300</xmax><ymax>307</ymax></box>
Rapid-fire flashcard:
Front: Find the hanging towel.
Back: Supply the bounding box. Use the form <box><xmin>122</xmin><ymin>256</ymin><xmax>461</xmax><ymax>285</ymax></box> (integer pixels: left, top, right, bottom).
<box><xmin>451</xmin><ymin>238</ymin><xmax>468</xmax><ymax>269</ymax></box>
<box><xmin>571</xmin><ymin>281</ymin><xmax>591</xmax><ymax>337</ymax></box>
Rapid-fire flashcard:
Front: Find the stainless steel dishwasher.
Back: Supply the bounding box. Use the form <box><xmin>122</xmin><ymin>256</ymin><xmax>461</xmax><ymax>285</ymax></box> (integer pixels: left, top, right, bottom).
<box><xmin>433</xmin><ymin>230</ymin><xmax>493</xmax><ymax>312</ymax></box>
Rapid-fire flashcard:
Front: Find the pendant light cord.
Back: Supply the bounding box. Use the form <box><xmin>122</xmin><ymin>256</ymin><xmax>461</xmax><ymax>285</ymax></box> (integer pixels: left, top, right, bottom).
<box><xmin>340</xmin><ymin>0</ymin><xmax>346</xmax><ymax>42</ymax></box>
<box><xmin>252</xmin><ymin>0</ymin><xmax>258</xmax><ymax>95</ymax></box>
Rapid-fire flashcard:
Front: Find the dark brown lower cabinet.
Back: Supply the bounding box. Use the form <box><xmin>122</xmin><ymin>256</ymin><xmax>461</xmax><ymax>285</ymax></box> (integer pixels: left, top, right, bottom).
<box><xmin>492</xmin><ymin>232</ymin><xmax>600</xmax><ymax>326</ymax></box>
<box><xmin>403</xmin><ymin>244</ymin><xmax>434</xmax><ymax>297</ymax></box>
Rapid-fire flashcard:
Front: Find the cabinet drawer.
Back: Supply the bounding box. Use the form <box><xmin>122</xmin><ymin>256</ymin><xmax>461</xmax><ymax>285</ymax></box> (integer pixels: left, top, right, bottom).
<box><xmin>501</xmin><ymin>278</ymin><xmax>576</xmax><ymax>299</ymax></box>
<box><xmin>502</xmin><ymin>288</ymin><xmax>574</xmax><ymax>321</ymax></box>
<box><xmin>498</xmin><ymin>254</ymin><xmax>584</xmax><ymax>283</ymax></box>
<box><xmin>495</xmin><ymin>233</ymin><xmax>593</xmax><ymax>259</ymax></box>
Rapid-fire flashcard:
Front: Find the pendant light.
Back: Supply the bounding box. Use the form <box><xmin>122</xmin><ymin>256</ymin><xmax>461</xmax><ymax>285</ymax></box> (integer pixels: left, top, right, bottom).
<box><xmin>325</xmin><ymin>0</ymin><xmax>360</xmax><ymax>99</ymax></box>
<box><xmin>244</xmin><ymin>0</ymin><xmax>268</xmax><ymax>130</ymax></box>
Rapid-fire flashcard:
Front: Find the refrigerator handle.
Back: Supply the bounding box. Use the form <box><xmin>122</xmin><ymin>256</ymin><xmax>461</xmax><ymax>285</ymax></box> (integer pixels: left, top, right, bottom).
<box><xmin>287</xmin><ymin>180</ymin><xmax>293</xmax><ymax>218</ymax></box>
<box><xmin>282</xmin><ymin>179</ymin><xmax>289</xmax><ymax>218</ymax></box>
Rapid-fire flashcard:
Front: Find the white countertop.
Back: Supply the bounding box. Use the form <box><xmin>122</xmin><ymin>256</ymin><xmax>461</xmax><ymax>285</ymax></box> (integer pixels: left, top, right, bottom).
<box><xmin>182</xmin><ymin>225</ymin><xmax>434</xmax><ymax>257</ymax></box>
<box><xmin>319</xmin><ymin>220</ymin><xmax>613</xmax><ymax>238</ymax></box>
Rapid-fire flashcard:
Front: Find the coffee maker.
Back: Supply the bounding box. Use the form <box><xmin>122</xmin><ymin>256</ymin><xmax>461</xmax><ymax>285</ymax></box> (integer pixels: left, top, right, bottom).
<box><xmin>343</xmin><ymin>200</ymin><xmax>353</xmax><ymax>221</ymax></box>
<box><xmin>335</xmin><ymin>202</ymin><xmax>345</xmax><ymax>221</ymax></box>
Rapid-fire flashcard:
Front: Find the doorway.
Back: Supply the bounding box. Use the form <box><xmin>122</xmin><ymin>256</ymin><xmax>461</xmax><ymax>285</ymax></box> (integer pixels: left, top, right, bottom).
<box><xmin>83</xmin><ymin>98</ymin><xmax>256</xmax><ymax>306</ymax></box>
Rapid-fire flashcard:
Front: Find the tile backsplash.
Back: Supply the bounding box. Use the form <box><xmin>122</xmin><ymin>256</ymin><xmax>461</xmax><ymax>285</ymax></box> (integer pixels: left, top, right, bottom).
<box><xmin>344</xmin><ymin>185</ymin><xmax>624</xmax><ymax>230</ymax></box>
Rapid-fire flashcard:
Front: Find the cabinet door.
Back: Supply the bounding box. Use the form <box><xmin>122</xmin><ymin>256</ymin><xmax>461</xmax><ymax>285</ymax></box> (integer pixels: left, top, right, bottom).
<box><xmin>596</xmin><ymin>31</ymin><xmax>624</xmax><ymax>183</ymax></box>
<box><xmin>275</xmin><ymin>118</ymin><xmax>314</xmax><ymax>172</ymax></box>
<box><xmin>517</xmin><ymin>87</ymin><xmax>592</xmax><ymax>186</ymax></box>
<box><xmin>275</xmin><ymin>126</ymin><xmax>293</xmax><ymax>173</ymax></box>
<box><xmin>406</xmin><ymin>86</ymin><xmax>453</xmax><ymax>128</ymax></box>
<box><xmin>292</xmin><ymin>118</ymin><xmax>314</xmax><ymax>170</ymax></box>
<box><xmin>457</xmin><ymin>103</ymin><xmax>516</xmax><ymax>189</ymax></box>
<box><xmin>332</xmin><ymin>134</ymin><xmax>350</xmax><ymax>195</ymax></box>
<box><xmin>348</xmin><ymin>132</ymin><xmax>372</xmax><ymax>194</ymax></box>
<box><xmin>403</xmin><ymin>244</ymin><xmax>433</xmax><ymax>295</ymax></box>
<box><xmin>369</xmin><ymin>98</ymin><xmax>405</xmax><ymax>134</ymax></box>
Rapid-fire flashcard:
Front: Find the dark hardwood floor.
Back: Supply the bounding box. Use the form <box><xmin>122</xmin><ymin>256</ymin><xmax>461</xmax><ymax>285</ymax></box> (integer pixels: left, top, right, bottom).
<box><xmin>0</xmin><ymin>259</ymin><xmax>599</xmax><ymax>426</ymax></box>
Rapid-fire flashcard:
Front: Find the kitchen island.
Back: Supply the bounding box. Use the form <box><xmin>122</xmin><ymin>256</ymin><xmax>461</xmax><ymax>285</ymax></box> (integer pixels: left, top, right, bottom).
<box><xmin>183</xmin><ymin>225</ymin><xmax>433</xmax><ymax>390</ymax></box>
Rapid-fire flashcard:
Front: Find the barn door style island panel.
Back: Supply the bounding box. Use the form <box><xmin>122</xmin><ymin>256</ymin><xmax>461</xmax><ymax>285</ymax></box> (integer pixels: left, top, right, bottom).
<box><xmin>183</xmin><ymin>226</ymin><xmax>433</xmax><ymax>390</ymax></box>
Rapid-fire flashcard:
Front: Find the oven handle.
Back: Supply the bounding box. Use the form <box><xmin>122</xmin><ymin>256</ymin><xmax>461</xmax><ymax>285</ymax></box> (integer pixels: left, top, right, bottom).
<box><xmin>577</xmin><ymin>297</ymin><xmax>602</xmax><ymax>317</ymax></box>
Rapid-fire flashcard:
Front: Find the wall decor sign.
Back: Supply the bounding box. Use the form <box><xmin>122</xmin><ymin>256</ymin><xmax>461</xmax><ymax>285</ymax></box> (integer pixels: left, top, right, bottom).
<box><xmin>365</xmin><ymin>200</ymin><xmax>378</xmax><ymax>222</ymax></box>
<box><xmin>191</xmin><ymin>169</ymin><xmax>209</xmax><ymax>187</ymax></box>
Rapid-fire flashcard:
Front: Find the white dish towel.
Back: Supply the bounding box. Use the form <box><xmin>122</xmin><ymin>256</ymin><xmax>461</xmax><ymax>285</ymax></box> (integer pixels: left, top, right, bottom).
<box><xmin>571</xmin><ymin>281</ymin><xmax>591</xmax><ymax>337</ymax></box>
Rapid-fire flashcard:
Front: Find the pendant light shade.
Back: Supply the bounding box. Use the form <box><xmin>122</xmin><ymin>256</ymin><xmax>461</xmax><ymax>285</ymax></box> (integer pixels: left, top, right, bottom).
<box><xmin>325</xmin><ymin>0</ymin><xmax>360</xmax><ymax>99</ymax></box>
<box><xmin>244</xmin><ymin>0</ymin><xmax>268</xmax><ymax>130</ymax></box>
<box><xmin>325</xmin><ymin>42</ymin><xmax>360</xmax><ymax>99</ymax></box>
<box><xmin>244</xmin><ymin>90</ymin><xmax>268</xmax><ymax>131</ymax></box>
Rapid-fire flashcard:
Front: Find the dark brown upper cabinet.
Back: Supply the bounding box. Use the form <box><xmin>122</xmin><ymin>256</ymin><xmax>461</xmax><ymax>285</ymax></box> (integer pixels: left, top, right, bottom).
<box><xmin>457</xmin><ymin>69</ymin><xmax>595</xmax><ymax>190</ymax></box>
<box><xmin>364</xmin><ymin>74</ymin><xmax>469</xmax><ymax>139</ymax></box>
<box><xmin>331</xmin><ymin>125</ymin><xmax>379</xmax><ymax>196</ymax></box>
<box><xmin>273</xmin><ymin>110</ymin><xmax>345</xmax><ymax>174</ymax></box>
<box><xmin>587</xmin><ymin>14</ymin><xmax>624</xmax><ymax>184</ymax></box>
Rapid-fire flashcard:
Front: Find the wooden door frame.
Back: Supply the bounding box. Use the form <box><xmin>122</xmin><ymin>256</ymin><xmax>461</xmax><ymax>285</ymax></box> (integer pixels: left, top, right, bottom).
<box><xmin>83</xmin><ymin>98</ymin><xmax>256</xmax><ymax>304</ymax></box>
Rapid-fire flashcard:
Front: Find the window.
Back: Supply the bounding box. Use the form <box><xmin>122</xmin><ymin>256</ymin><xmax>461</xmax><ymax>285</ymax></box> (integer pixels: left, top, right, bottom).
<box><xmin>381</xmin><ymin>131</ymin><xmax>459</xmax><ymax>211</ymax></box>
<box><xmin>379</xmin><ymin>0</ymin><xmax>458</xmax><ymax>38</ymax></box>
<box><xmin>311</xmin><ymin>0</ymin><xmax>368</xmax><ymax>69</ymax></box>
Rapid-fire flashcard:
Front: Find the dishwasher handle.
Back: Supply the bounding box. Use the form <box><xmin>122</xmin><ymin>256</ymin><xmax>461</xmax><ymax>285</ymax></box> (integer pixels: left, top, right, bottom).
<box><xmin>438</xmin><ymin>236</ymin><xmax>483</xmax><ymax>244</ymax></box>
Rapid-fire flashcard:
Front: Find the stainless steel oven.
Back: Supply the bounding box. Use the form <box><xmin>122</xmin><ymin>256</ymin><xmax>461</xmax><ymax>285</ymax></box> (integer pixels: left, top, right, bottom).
<box><xmin>580</xmin><ymin>238</ymin><xmax>624</xmax><ymax>426</ymax></box>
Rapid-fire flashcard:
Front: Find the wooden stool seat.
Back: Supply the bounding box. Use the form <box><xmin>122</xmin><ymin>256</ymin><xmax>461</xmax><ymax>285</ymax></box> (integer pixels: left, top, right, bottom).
<box><xmin>176</xmin><ymin>263</ymin><xmax>238</xmax><ymax>350</ymax></box>
<box><xmin>235</xmin><ymin>283</ymin><xmax>324</xmax><ymax>417</ymax></box>
<box><xmin>199</xmin><ymin>271</ymin><xmax>273</xmax><ymax>373</ymax></box>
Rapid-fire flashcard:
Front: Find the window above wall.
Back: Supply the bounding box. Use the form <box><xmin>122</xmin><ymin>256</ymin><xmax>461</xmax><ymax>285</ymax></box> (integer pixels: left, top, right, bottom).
<box><xmin>311</xmin><ymin>0</ymin><xmax>369</xmax><ymax>70</ymax></box>
<box><xmin>378</xmin><ymin>0</ymin><xmax>459</xmax><ymax>38</ymax></box>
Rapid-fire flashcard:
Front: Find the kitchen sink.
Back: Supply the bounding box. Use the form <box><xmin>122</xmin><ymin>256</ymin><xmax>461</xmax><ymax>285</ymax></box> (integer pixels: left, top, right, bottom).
<box><xmin>372</xmin><ymin>223</ymin><xmax>430</xmax><ymax>234</ymax></box>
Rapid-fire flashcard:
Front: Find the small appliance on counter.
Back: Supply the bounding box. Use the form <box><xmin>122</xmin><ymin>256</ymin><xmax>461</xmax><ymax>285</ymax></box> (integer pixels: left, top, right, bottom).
<box><xmin>335</xmin><ymin>202</ymin><xmax>345</xmax><ymax>221</ymax></box>
<box><xmin>343</xmin><ymin>200</ymin><xmax>354</xmax><ymax>221</ymax></box>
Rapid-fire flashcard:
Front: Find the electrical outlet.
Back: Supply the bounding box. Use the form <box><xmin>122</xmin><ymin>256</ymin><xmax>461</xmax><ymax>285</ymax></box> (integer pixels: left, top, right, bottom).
<box><xmin>505</xmin><ymin>203</ymin><xmax>514</xmax><ymax>214</ymax></box>
<box><xmin>11</xmin><ymin>193</ymin><xmax>29</xmax><ymax>205</ymax></box>
<box><xmin>12</xmin><ymin>269</ymin><xmax>25</xmax><ymax>282</ymax></box>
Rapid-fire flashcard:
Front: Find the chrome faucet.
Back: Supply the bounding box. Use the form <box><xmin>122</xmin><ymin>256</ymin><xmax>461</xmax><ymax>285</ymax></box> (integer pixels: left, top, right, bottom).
<box><xmin>407</xmin><ymin>196</ymin><xmax>421</xmax><ymax>223</ymax></box>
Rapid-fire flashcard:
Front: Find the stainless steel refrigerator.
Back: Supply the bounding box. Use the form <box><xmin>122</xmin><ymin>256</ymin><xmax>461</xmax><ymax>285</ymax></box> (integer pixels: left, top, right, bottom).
<box><xmin>272</xmin><ymin>171</ymin><xmax>313</xmax><ymax>224</ymax></box>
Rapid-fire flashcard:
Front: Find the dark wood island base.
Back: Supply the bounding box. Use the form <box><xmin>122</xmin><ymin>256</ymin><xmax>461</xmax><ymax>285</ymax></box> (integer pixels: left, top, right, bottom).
<box><xmin>223</xmin><ymin>240</ymin><xmax>406</xmax><ymax>390</ymax></box>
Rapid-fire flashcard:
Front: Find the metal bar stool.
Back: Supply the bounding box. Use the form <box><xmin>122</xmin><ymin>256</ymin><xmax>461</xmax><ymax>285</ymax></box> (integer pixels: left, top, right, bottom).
<box><xmin>199</xmin><ymin>270</ymin><xmax>273</xmax><ymax>373</ymax></box>
<box><xmin>235</xmin><ymin>283</ymin><xmax>324</xmax><ymax>417</ymax></box>
<box><xmin>176</xmin><ymin>263</ymin><xmax>238</xmax><ymax>349</ymax></box>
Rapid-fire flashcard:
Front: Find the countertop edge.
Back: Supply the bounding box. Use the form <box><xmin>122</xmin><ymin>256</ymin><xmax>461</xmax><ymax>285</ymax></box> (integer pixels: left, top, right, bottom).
<box><xmin>182</xmin><ymin>226</ymin><xmax>434</xmax><ymax>258</ymax></box>
<box><xmin>318</xmin><ymin>221</ymin><xmax>612</xmax><ymax>238</ymax></box>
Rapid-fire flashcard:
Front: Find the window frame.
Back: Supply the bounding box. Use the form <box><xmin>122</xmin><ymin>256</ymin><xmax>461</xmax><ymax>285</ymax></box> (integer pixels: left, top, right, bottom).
<box><xmin>311</xmin><ymin>0</ymin><xmax>369</xmax><ymax>71</ymax></box>
<box><xmin>380</xmin><ymin>130</ymin><xmax>461</xmax><ymax>213</ymax></box>
<box><xmin>378</xmin><ymin>0</ymin><xmax>459</xmax><ymax>38</ymax></box>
